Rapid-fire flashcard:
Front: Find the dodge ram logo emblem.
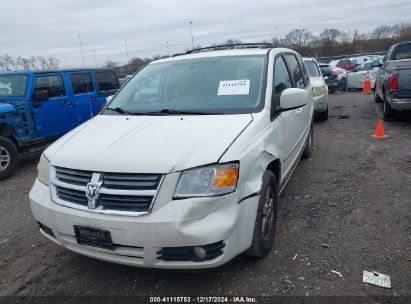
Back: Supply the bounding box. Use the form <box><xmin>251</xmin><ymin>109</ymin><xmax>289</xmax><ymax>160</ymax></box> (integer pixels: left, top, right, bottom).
<box><xmin>86</xmin><ymin>174</ymin><xmax>103</xmax><ymax>209</ymax></box>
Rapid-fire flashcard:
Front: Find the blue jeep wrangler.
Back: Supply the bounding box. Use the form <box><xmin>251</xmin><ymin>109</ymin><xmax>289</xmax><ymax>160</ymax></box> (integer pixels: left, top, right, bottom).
<box><xmin>0</xmin><ymin>69</ymin><xmax>120</xmax><ymax>179</ymax></box>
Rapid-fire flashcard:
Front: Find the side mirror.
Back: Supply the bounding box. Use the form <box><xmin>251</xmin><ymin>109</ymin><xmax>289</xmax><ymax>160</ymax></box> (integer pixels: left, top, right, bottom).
<box><xmin>106</xmin><ymin>95</ymin><xmax>114</xmax><ymax>104</ymax></box>
<box><xmin>34</xmin><ymin>89</ymin><xmax>49</xmax><ymax>101</ymax></box>
<box><xmin>371</xmin><ymin>60</ymin><xmax>381</xmax><ymax>68</ymax></box>
<box><xmin>279</xmin><ymin>88</ymin><xmax>307</xmax><ymax>111</ymax></box>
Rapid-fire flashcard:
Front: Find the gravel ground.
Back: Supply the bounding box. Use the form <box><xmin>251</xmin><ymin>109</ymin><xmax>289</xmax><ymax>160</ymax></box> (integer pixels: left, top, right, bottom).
<box><xmin>0</xmin><ymin>92</ymin><xmax>410</xmax><ymax>301</ymax></box>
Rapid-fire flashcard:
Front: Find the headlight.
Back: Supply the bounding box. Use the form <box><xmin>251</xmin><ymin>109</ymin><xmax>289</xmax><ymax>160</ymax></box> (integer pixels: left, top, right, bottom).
<box><xmin>174</xmin><ymin>162</ymin><xmax>239</xmax><ymax>198</ymax></box>
<box><xmin>37</xmin><ymin>153</ymin><xmax>51</xmax><ymax>186</ymax></box>
<box><xmin>312</xmin><ymin>86</ymin><xmax>326</xmax><ymax>97</ymax></box>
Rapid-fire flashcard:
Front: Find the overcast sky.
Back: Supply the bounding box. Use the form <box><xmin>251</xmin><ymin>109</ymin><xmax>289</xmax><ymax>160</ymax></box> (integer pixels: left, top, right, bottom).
<box><xmin>1</xmin><ymin>0</ymin><xmax>410</xmax><ymax>68</ymax></box>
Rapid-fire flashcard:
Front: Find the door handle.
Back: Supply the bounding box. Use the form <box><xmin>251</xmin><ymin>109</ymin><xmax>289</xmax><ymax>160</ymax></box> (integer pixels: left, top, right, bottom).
<box><xmin>61</xmin><ymin>100</ymin><xmax>72</xmax><ymax>107</ymax></box>
<box><xmin>296</xmin><ymin>108</ymin><xmax>303</xmax><ymax>114</ymax></box>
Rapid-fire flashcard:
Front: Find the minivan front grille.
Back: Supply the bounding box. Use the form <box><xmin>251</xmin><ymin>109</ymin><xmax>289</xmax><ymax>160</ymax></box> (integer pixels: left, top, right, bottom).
<box><xmin>55</xmin><ymin>167</ymin><xmax>93</xmax><ymax>186</ymax></box>
<box><xmin>51</xmin><ymin>167</ymin><xmax>163</xmax><ymax>216</ymax></box>
<box><xmin>103</xmin><ymin>173</ymin><xmax>162</xmax><ymax>190</ymax></box>
<box><xmin>56</xmin><ymin>186</ymin><xmax>88</xmax><ymax>206</ymax></box>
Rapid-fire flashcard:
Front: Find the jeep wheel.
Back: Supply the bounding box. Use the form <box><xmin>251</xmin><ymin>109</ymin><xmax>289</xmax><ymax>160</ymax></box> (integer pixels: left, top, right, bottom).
<box><xmin>301</xmin><ymin>123</ymin><xmax>313</xmax><ymax>159</ymax></box>
<box><xmin>383</xmin><ymin>94</ymin><xmax>396</xmax><ymax>121</ymax></box>
<box><xmin>0</xmin><ymin>137</ymin><xmax>19</xmax><ymax>180</ymax></box>
<box><xmin>246</xmin><ymin>171</ymin><xmax>278</xmax><ymax>258</ymax></box>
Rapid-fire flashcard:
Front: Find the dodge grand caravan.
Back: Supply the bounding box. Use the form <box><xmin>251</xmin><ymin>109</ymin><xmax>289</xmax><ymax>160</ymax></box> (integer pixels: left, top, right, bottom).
<box><xmin>29</xmin><ymin>45</ymin><xmax>314</xmax><ymax>269</ymax></box>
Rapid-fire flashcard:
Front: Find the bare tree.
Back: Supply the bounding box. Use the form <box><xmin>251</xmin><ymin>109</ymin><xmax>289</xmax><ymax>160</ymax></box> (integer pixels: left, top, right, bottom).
<box><xmin>284</xmin><ymin>29</ymin><xmax>313</xmax><ymax>48</ymax></box>
<box><xmin>371</xmin><ymin>25</ymin><xmax>394</xmax><ymax>40</ymax></box>
<box><xmin>47</xmin><ymin>56</ymin><xmax>59</xmax><ymax>69</ymax></box>
<box><xmin>104</xmin><ymin>60</ymin><xmax>118</xmax><ymax>69</ymax></box>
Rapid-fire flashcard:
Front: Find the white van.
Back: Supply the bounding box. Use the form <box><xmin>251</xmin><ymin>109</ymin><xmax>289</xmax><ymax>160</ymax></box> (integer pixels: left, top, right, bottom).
<box><xmin>29</xmin><ymin>45</ymin><xmax>314</xmax><ymax>269</ymax></box>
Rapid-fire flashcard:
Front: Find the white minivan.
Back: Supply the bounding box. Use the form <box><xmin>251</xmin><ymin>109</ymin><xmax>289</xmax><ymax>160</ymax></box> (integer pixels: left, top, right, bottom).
<box><xmin>29</xmin><ymin>45</ymin><xmax>314</xmax><ymax>269</ymax></box>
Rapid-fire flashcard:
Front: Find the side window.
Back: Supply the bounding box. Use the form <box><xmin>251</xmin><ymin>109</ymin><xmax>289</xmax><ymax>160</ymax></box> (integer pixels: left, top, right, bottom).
<box><xmin>35</xmin><ymin>75</ymin><xmax>66</xmax><ymax>98</ymax></box>
<box><xmin>284</xmin><ymin>54</ymin><xmax>305</xmax><ymax>89</ymax></box>
<box><xmin>70</xmin><ymin>73</ymin><xmax>94</xmax><ymax>94</ymax></box>
<box><xmin>272</xmin><ymin>56</ymin><xmax>292</xmax><ymax>106</ymax></box>
<box><xmin>297</xmin><ymin>56</ymin><xmax>310</xmax><ymax>86</ymax></box>
<box><xmin>95</xmin><ymin>72</ymin><xmax>120</xmax><ymax>92</ymax></box>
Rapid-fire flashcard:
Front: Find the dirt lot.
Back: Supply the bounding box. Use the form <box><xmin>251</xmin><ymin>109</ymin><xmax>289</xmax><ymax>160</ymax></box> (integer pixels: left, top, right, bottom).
<box><xmin>0</xmin><ymin>92</ymin><xmax>410</xmax><ymax>301</ymax></box>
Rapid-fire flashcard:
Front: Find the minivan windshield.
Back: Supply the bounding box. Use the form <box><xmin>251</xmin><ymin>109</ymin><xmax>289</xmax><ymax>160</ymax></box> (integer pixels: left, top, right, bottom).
<box><xmin>0</xmin><ymin>74</ymin><xmax>29</xmax><ymax>98</ymax></box>
<box><xmin>103</xmin><ymin>56</ymin><xmax>266</xmax><ymax>115</ymax></box>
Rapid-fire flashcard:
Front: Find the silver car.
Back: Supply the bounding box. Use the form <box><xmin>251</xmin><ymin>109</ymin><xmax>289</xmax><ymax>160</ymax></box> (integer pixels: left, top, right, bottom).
<box><xmin>304</xmin><ymin>58</ymin><xmax>328</xmax><ymax>120</ymax></box>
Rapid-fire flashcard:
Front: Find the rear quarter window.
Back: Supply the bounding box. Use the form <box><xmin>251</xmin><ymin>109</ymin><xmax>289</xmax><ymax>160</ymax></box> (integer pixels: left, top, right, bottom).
<box><xmin>95</xmin><ymin>71</ymin><xmax>120</xmax><ymax>96</ymax></box>
<box><xmin>70</xmin><ymin>73</ymin><xmax>94</xmax><ymax>95</ymax></box>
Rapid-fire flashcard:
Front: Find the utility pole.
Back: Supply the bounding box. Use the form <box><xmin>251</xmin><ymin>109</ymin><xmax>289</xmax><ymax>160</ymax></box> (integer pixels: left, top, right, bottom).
<box><xmin>189</xmin><ymin>21</ymin><xmax>194</xmax><ymax>49</ymax></box>
<box><xmin>124</xmin><ymin>38</ymin><xmax>130</xmax><ymax>64</ymax></box>
<box><xmin>93</xmin><ymin>49</ymin><xmax>98</xmax><ymax>68</ymax></box>
<box><xmin>166</xmin><ymin>41</ymin><xmax>170</xmax><ymax>57</ymax></box>
<box><xmin>77</xmin><ymin>31</ymin><xmax>85</xmax><ymax>67</ymax></box>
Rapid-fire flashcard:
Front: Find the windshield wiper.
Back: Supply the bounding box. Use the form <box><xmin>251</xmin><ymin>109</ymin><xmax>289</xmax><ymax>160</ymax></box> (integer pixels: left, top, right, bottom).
<box><xmin>104</xmin><ymin>107</ymin><xmax>145</xmax><ymax>115</ymax></box>
<box><xmin>146</xmin><ymin>109</ymin><xmax>221</xmax><ymax>115</ymax></box>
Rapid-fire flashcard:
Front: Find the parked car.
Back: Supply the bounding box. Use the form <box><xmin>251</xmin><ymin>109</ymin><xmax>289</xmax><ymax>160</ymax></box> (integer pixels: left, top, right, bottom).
<box><xmin>338</xmin><ymin>60</ymin><xmax>380</xmax><ymax>90</ymax></box>
<box><xmin>29</xmin><ymin>46</ymin><xmax>314</xmax><ymax>269</ymax></box>
<box><xmin>0</xmin><ymin>69</ymin><xmax>120</xmax><ymax>179</ymax></box>
<box><xmin>374</xmin><ymin>41</ymin><xmax>411</xmax><ymax>121</ymax></box>
<box><xmin>318</xmin><ymin>63</ymin><xmax>339</xmax><ymax>93</ymax></box>
<box><xmin>350</xmin><ymin>56</ymin><xmax>374</xmax><ymax>67</ymax></box>
<box><xmin>304</xmin><ymin>58</ymin><xmax>328</xmax><ymax>120</ymax></box>
<box><xmin>329</xmin><ymin>59</ymin><xmax>356</xmax><ymax>71</ymax></box>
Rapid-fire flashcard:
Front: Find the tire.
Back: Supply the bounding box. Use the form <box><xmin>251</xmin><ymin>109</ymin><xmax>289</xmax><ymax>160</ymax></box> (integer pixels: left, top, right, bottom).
<box><xmin>0</xmin><ymin>136</ymin><xmax>19</xmax><ymax>180</ymax></box>
<box><xmin>383</xmin><ymin>94</ymin><xmax>396</xmax><ymax>121</ymax></box>
<box><xmin>301</xmin><ymin>122</ymin><xmax>313</xmax><ymax>159</ymax></box>
<box><xmin>374</xmin><ymin>88</ymin><xmax>382</xmax><ymax>103</ymax></box>
<box><xmin>315</xmin><ymin>107</ymin><xmax>328</xmax><ymax>121</ymax></box>
<box><xmin>329</xmin><ymin>86</ymin><xmax>337</xmax><ymax>94</ymax></box>
<box><xmin>246</xmin><ymin>171</ymin><xmax>278</xmax><ymax>258</ymax></box>
<box><xmin>338</xmin><ymin>78</ymin><xmax>347</xmax><ymax>91</ymax></box>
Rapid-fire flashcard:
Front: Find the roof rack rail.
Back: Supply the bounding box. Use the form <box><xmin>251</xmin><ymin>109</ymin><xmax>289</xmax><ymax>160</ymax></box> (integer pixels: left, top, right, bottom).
<box><xmin>183</xmin><ymin>43</ymin><xmax>274</xmax><ymax>55</ymax></box>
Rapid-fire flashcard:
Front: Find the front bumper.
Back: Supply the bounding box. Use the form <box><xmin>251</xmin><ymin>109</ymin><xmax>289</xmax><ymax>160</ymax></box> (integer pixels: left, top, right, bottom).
<box><xmin>389</xmin><ymin>97</ymin><xmax>411</xmax><ymax>111</ymax></box>
<box><xmin>29</xmin><ymin>179</ymin><xmax>259</xmax><ymax>269</ymax></box>
<box><xmin>313</xmin><ymin>94</ymin><xmax>328</xmax><ymax>112</ymax></box>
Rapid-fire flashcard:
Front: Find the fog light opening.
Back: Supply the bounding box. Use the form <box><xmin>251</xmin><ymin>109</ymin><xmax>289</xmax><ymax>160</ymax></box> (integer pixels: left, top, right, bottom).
<box><xmin>193</xmin><ymin>246</ymin><xmax>207</xmax><ymax>260</ymax></box>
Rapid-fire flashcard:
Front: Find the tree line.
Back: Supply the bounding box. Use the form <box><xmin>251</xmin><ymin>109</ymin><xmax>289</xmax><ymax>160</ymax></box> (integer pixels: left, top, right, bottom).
<box><xmin>113</xmin><ymin>23</ymin><xmax>411</xmax><ymax>76</ymax></box>
<box><xmin>2</xmin><ymin>23</ymin><xmax>410</xmax><ymax>75</ymax></box>
<box><xmin>0</xmin><ymin>55</ymin><xmax>59</xmax><ymax>72</ymax></box>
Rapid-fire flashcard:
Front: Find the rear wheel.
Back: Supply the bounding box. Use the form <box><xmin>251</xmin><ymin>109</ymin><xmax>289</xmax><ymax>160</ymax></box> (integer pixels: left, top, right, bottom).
<box><xmin>0</xmin><ymin>136</ymin><xmax>19</xmax><ymax>180</ymax></box>
<box><xmin>383</xmin><ymin>94</ymin><xmax>396</xmax><ymax>121</ymax></box>
<box><xmin>246</xmin><ymin>171</ymin><xmax>278</xmax><ymax>258</ymax></box>
<box><xmin>374</xmin><ymin>88</ymin><xmax>382</xmax><ymax>103</ymax></box>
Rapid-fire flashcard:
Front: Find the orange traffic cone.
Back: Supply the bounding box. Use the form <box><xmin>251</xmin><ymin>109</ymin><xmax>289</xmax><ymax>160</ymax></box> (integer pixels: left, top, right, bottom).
<box><xmin>363</xmin><ymin>75</ymin><xmax>372</xmax><ymax>94</ymax></box>
<box><xmin>372</xmin><ymin>119</ymin><xmax>388</xmax><ymax>139</ymax></box>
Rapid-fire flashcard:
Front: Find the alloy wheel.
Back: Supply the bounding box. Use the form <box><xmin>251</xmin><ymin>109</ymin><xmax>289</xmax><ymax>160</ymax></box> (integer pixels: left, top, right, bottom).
<box><xmin>0</xmin><ymin>146</ymin><xmax>10</xmax><ymax>172</ymax></box>
<box><xmin>262</xmin><ymin>187</ymin><xmax>275</xmax><ymax>240</ymax></box>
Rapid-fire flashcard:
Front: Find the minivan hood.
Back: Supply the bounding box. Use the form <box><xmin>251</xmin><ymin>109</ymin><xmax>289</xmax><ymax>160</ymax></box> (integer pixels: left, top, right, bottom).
<box><xmin>48</xmin><ymin>114</ymin><xmax>253</xmax><ymax>173</ymax></box>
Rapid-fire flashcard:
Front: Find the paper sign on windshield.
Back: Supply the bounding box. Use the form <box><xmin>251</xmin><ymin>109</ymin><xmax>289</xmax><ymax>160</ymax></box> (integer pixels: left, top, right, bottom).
<box><xmin>218</xmin><ymin>80</ymin><xmax>250</xmax><ymax>96</ymax></box>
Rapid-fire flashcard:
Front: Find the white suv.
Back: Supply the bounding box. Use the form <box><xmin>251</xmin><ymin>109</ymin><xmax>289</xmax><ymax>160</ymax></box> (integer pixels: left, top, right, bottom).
<box><xmin>29</xmin><ymin>45</ymin><xmax>314</xmax><ymax>269</ymax></box>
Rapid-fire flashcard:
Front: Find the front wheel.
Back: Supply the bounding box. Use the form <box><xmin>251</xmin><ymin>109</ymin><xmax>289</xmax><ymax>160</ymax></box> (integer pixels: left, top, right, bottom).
<box><xmin>315</xmin><ymin>107</ymin><xmax>328</xmax><ymax>121</ymax></box>
<box><xmin>301</xmin><ymin>122</ymin><xmax>313</xmax><ymax>159</ymax></box>
<box><xmin>246</xmin><ymin>171</ymin><xmax>278</xmax><ymax>258</ymax></box>
<box><xmin>338</xmin><ymin>78</ymin><xmax>347</xmax><ymax>91</ymax></box>
<box><xmin>0</xmin><ymin>136</ymin><xmax>19</xmax><ymax>180</ymax></box>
